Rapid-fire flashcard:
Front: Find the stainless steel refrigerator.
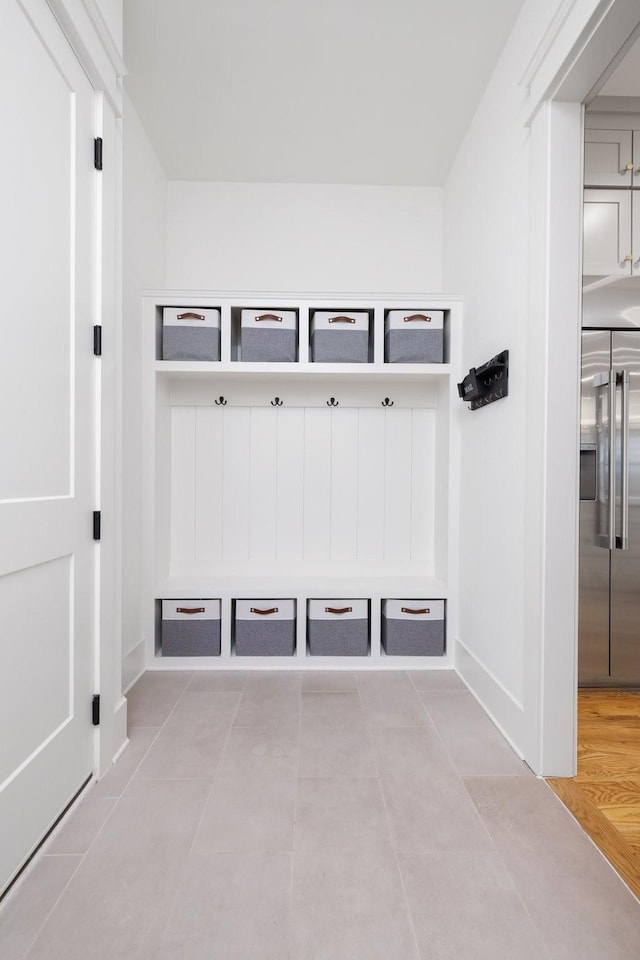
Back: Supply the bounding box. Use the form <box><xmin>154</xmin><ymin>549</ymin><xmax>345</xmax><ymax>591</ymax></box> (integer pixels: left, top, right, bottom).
<box><xmin>579</xmin><ymin>327</ymin><xmax>640</xmax><ymax>684</ymax></box>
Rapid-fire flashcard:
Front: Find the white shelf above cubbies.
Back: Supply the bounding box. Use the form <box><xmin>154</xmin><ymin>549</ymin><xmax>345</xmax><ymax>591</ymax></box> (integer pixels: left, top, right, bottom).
<box><xmin>142</xmin><ymin>291</ymin><xmax>462</xmax><ymax>670</ymax></box>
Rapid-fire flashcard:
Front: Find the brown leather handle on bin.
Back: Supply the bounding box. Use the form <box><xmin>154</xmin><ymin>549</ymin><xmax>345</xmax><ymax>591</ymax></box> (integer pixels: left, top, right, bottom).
<box><xmin>176</xmin><ymin>312</ymin><xmax>206</xmax><ymax>321</ymax></box>
<box><xmin>401</xmin><ymin>607</ymin><xmax>430</xmax><ymax>615</ymax></box>
<box><xmin>250</xmin><ymin>607</ymin><xmax>279</xmax><ymax>615</ymax></box>
<box><xmin>325</xmin><ymin>606</ymin><xmax>352</xmax><ymax>614</ymax></box>
<box><xmin>404</xmin><ymin>314</ymin><xmax>431</xmax><ymax>323</ymax></box>
<box><xmin>328</xmin><ymin>316</ymin><xmax>356</xmax><ymax>324</ymax></box>
<box><xmin>255</xmin><ymin>314</ymin><xmax>282</xmax><ymax>322</ymax></box>
<box><xmin>176</xmin><ymin>607</ymin><xmax>206</xmax><ymax>614</ymax></box>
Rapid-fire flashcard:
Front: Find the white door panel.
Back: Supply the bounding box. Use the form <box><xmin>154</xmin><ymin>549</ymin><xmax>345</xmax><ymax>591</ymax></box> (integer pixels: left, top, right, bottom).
<box><xmin>0</xmin><ymin>0</ymin><xmax>96</xmax><ymax>893</ymax></box>
<box><xmin>584</xmin><ymin>129</ymin><xmax>633</xmax><ymax>187</ymax></box>
<box><xmin>583</xmin><ymin>188</ymin><xmax>632</xmax><ymax>276</ymax></box>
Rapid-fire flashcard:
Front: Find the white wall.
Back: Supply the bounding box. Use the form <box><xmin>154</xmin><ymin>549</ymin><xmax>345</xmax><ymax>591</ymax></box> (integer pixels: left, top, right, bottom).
<box><xmin>443</xmin><ymin>7</ymin><xmax>539</xmax><ymax>722</ymax></box>
<box><xmin>443</xmin><ymin>0</ymin><xmax>633</xmax><ymax>771</ymax></box>
<box><xmin>122</xmin><ymin>94</ymin><xmax>167</xmax><ymax>691</ymax></box>
<box><xmin>166</xmin><ymin>182</ymin><xmax>443</xmax><ymax>292</ymax></box>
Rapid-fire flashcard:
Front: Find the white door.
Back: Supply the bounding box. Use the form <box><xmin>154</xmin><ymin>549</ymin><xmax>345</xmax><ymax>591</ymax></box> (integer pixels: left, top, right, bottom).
<box><xmin>582</xmin><ymin>188</ymin><xmax>632</xmax><ymax>276</ymax></box>
<box><xmin>0</xmin><ymin>0</ymin><xmax>97</xmax><ymax>893</ymax></box>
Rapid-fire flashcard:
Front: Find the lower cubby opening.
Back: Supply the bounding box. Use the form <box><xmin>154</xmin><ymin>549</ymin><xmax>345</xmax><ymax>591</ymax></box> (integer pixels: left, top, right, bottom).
<box><xmin>155</xmin><ymin>594</ymin><xmax>446</xmax><ymax>662</ymax></box>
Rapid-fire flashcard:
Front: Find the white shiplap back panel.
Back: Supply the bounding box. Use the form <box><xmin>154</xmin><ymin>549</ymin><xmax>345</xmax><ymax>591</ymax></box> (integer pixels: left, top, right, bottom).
<box><xmin>384</xmin><ymin>409</ymin><xmax>413</xmax><ymax>561</ymax></box>
<box><xmin>411</xmin><ymin>408</ymin><xmax>435</xmax><ymax>565</ymax></box>
<box><xmin>195</xmin><ymin>406</ymin><xmax>224</xmax><ymax>563</ymax></box>
<box><xmin>170</xmin><ymin>406</ymin><xmax>196</xmax><ymax>565</ymax></box>
<box><xmin>357</xmin><ymin>408</ymin><xmax>385</xmax><ymax>562</ymax></box>
<box><xmin>170</xmin><ymin>399</ymin><xmax>436</xmax><ymax>570</ymax></box>
<box><xmin>276</xmin><ymin>408</ymin><xmax>305</xmax><ymax>561</ymax></box>
<box><xmin>330</xmin><ymin>408</ymin><xmax>359</xmax><ymax>561</ymax></box>
<box><xmin>222</xmin><ymin>407</ymin><xmax>251</xmax><ymax>561</ymax></box>
<box><xmin>249</xmin><ymin>407</ymin><xmax>278</xmax><ymax>560</ymax></box>
<box><xmin>303</xmin><ymin>408</ymin><xmax>332</xmax><ymax>561</ymax></box>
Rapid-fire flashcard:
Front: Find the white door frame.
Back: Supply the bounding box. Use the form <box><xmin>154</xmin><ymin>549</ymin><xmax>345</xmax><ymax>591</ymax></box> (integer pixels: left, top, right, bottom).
<box><xmin>46</xmin><ymin>0</ymin><xmax>127</xmax><ymax>776</ymax></box>
<box><xmin>524</xmin><ymin>0</ymin><xmax>640</xmax><ymax>775</ymax></box>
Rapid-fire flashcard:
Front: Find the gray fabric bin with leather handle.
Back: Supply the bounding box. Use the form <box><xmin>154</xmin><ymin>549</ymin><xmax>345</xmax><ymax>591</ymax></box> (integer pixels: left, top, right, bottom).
<box><xmin>310</xmin><ymin>311</ymin><xmax>370</xmax><ymax>363</ymax></box>
<box><xmin>307</xmin><ymin>600</ymin><xmax>369</xmax><ymax>656</ymax></box>
<box><xmin>162</xmin><ymin>308</ymin><xmax>221</xmax><ymax>361</ymax></box>
<box><xmin>234</xmin><ymin>600</ymin><xmax>296</xmax><ymax>656</ymax></box>
<box><xmin>161</xmin><ymin>600</ymin><xmax>221</xmax><ymax>656</ymax></box>
<box><xmin>382</xmin><ymin>600</ymin><xmax>445</xmax><ymax>656</ymax></box>
<box><xmin>240</xmin><ymin>310</ymin><xmax>297</xmax><ymax>362</ymax></box>
<box><xmin>385</xmin><ymin>310</ymin><xmax>444</xmax><ymax>363</ymax></box>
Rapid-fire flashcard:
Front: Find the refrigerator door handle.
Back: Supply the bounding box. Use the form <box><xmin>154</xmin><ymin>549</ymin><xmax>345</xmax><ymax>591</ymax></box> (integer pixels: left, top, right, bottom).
<box><xmin>618</xmin><ymin>370</ymin><xmax>630</xmax><ymax>550</ymax></box>
<box><xmin>594</xmin><ymin>371</ymin><xmax>616</xmax><ymax>550</ymax></box>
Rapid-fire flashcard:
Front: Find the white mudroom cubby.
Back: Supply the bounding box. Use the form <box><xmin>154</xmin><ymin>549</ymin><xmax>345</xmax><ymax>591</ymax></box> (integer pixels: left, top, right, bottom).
<box><xmin>142</xmin><ymin>291</ymin><xmax>462</xmax><ymax>670</ymax></box>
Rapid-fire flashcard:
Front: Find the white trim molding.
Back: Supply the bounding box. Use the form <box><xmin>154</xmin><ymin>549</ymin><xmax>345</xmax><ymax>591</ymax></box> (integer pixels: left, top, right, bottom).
<box><xmin>45</xmin><ymin>0</ymin><xmax>125</xmax><ymax>113</ymax></box>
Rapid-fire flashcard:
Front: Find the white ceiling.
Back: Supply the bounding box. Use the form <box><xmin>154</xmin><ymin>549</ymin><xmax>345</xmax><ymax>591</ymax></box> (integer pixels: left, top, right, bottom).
<box><xmin>123</xmin><ymin>0</ymin><xmax>525</xmax><ymax>186</ymax></box>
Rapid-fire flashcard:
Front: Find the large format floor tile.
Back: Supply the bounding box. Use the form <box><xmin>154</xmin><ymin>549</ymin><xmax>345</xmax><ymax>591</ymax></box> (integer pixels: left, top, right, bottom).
<box><xmin>156</xmin><ymin>852</ymin><xmax>291</xmax><ymax>960</ymax></box>
<box><xmin>355</xmin><ymin>671</ymin><xmax>429</xmax><ymax>727</ymax></box>
<box><xmin>133</xmin><ymin>721</ymin><xmax>229</xmax><ymax>780</ymax></box>
<box><xmin>91</xmin><ymin>725</ymin><xmax>160</xmax><ymax>798</ymax></box>
<box><xmin>295</xmin><ymin>777</ymin><xmax>392</xmax><ymax>857</ymax></box>
<box><xmin>24</xmin><ymin>779</ymin><xmax>210</xmax><ymax>960</ymax></box>
<box><xmin>465</xmin><ymin>776</ymin><xmax>640</xmax><ymax>960</ymax></box>
<box><xmin>421</xmin><ymin>691</ymin><xmax>528</xmax><ymax>776</ymax></box>
<box><xmin>298</xmin><ymin>717</ymin><xmax>377</xmax><ymax>778</ymax></box>
<box><xmin>407</xmin><ymin>669</ymin><xmax>466</xmax><ymax>692</ymax></box>
<box><xmin>46</xmin><ymin>793</ymin><xmax>117</xmax><ymax>856</ymax></box>
<box><xmin>0</xmin><ymin>856</ymin><xmax>81</xmax><ymax>960</ymax></box>
<box><xmin>194</xmin><ymin>774</ymin><xmax>296</xmax><ymax>854</ymax></box>
<box><xmin>400</xmin><ymin>851</ymin><xmax>552</xmax><ymax>960</ymax></box>
<box><xmin>373</xmin><ymin>726</ymin><xmax>493</xmax><ymax>855</ymax></box>
<box><xmin>218</xmin><ymin>724</ymin><xmax>299</xmax><ymax>779</ymax></box>
<box><xmin>125</xmin><ymin>671</ymin><xmax>192</xmax><ymax>726</ymax></box>
<box><xmin>3</xmin><ymin>670</ymin><xmax>639</xmax><ymax>960</ymax></box>
<box><xmin>291</xmin><ymin>847</ymin><xmax>420</xmax><ymax>960</ymax></box>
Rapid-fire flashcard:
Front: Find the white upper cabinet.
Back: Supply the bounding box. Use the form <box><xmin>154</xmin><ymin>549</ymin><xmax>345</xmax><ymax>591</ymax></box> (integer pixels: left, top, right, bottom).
<box><xmin>584</xmin><ymin>129</ymin><xmax>634</xmax><ymax>187</ymax></box>
<box><xmin>583</xmin><ymin>189</ymin><xmax>633</xmax><ymax>276</ymax></box>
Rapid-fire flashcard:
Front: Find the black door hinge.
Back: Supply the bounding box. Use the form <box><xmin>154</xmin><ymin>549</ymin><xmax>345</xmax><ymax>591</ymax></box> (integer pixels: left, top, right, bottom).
<box><xmin>94</xmin><ymin>137</ymin><xmax>103</xmax><ymax>171</ymax></box>
<box><xmin>92</xmin><ymin>695</ymin><xmax>100</xmax><ymax>726</ymax></box>
<box><xmin>93</xmin><ymin>511</ymin><xmax>101</xmax><ymax>541</ymax></box>
<box><xmin>93</xmin><ymin>325</ymin><xmax>102</xmax><ymax>356</ymax></box>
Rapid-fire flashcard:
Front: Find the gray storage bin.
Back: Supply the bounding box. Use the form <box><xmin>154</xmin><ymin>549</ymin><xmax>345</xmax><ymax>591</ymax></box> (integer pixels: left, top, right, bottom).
<box><xmin>385</xmin><ymin>310</ymin><xmax>444</xmax><ymax>363</ymax></box>
<box><xmin>235</xmin><ymin>599</ymin><xmax>296</xmax><ymax>656</ymax></box>
<box><xmin>310</xmin><ymin>311</ymin><xmax>369</xmax><ymax>363</ymax></box>
<box><xmin>161</xmin><ymin>599</ymin><xmax>221</xmax><ymax>656</ymax></box>
<box><xmin>162</xmin><ymin>308</ymin><xmax>221</xmax><ymax>361</ymax></box>
<box><xmin>307</xmin><ymin>600</ymin><xmax>369</xmax><ymax>656</ymax></box>
<box><xmin>240</xmin><ymin>310</ymin><xmax>297</xmax><ymax>362</ymax></box>
<box><xmin>382</xmin><ymin>599</ymin><xmax>445</xmax><ymax>656</ymax></box>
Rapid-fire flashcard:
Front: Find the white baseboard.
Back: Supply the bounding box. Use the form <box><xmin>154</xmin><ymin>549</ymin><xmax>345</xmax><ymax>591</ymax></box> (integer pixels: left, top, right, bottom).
<box><xmin>122</xmin><ymin>639</ymin><xmax>146</xmax><ymax>693</ymax></box>
<box><xmin>455</xmin><ymin>637</ymin><xmax>527</xmax><ymax>764</ymax></box>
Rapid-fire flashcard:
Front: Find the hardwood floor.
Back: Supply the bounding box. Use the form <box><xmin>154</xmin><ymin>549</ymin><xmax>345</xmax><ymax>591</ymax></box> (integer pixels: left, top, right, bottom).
<box><xmin>548</xmin><ymin>690</ymin><xmax>640</xmax><ymax>900</ymax></box>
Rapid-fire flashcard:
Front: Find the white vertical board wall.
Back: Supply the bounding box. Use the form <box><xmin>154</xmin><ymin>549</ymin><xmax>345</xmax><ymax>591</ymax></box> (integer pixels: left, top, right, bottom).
<box><xmin>169</xmin><ymin>404</ymin><xmax>436</xmax><ymax>573</ymax></box>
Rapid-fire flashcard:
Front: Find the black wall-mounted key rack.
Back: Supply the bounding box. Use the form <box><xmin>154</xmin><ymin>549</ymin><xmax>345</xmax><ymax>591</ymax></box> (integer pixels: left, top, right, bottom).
<box><xmin>457</xmin><ymin>350</ymin><xmax>509</xmax><ymax>411</ymax></box>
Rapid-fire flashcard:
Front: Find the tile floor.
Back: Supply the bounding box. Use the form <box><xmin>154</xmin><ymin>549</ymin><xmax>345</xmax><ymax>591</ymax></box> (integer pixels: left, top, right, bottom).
<box><xmin>2</xmin><ymin>670</ymin><xmax>640</xmax><ymax>959</ymax></box>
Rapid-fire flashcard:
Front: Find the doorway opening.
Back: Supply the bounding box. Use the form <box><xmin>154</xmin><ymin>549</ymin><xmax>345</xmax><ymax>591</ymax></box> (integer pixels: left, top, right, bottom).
<box><xmin>549</xmin><ymin>33</ymin><xmax>640</xmax><ymax>897</ymax></box>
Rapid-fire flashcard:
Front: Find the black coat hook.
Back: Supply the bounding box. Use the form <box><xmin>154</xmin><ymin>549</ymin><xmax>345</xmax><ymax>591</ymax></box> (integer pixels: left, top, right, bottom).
<box><xmin>381</xmin><ymin>397</ymin><xmax>394</xmax><ymax>407</ymax></box>
<box><xmin>215</xmin><ymin>396</ymin><xmax>227</xmax><ymax>406</ymax></box>
<box><xmin>271</xmin><ymin>397</ymin><xmax>283</xmax><ymax>406</ymax></box>
<box><xmin>327</xmin><ymin>397</ymin><xmax>339</xmax><ymax>407</ymax></box>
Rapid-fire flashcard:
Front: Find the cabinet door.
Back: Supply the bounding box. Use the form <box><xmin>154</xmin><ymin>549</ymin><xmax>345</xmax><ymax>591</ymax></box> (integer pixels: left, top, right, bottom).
<box><xmin>633</xmin><ymin>132</ymin><xmax>640</xmax><ymax>186</ymax></box>
<box><xmin>583</xmin><ymin>189</ymin><xmax>632</xmax><ymax>277</ymax></box>
<box><xmin>584</xmin><ymin>129</ymin><xmax>633</xmax><ymax>186</ymax></box>
<box><xmin>633</xmin><ymin>188</ymin><xmax>640</xmax><ymax>275</ymax></box>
